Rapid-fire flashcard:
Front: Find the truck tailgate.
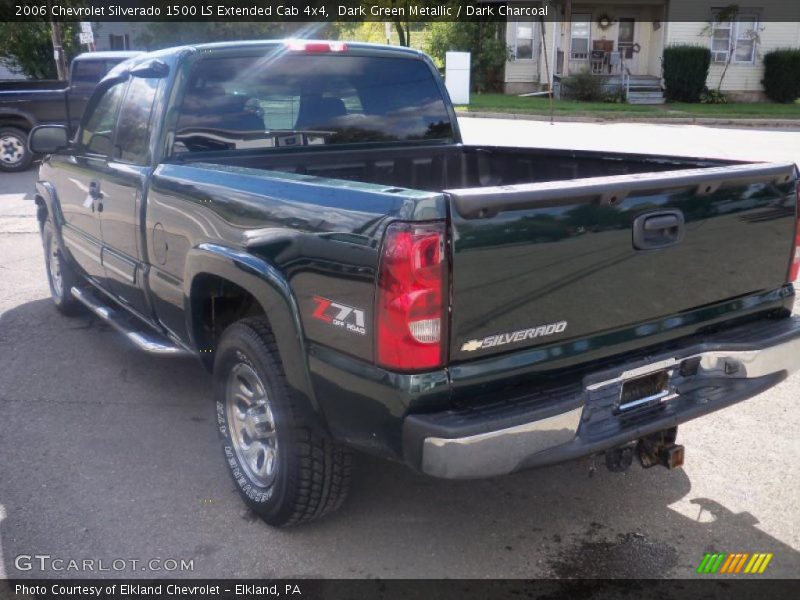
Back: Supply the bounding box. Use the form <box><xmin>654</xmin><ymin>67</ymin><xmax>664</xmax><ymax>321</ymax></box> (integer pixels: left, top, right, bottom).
<box><xmin>446</xmin><ymin>162</ymin><xmax>798</xmax><ymax>363</ymax></box>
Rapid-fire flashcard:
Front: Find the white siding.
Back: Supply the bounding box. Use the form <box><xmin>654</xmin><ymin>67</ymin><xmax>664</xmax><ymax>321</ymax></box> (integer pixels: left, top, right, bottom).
<box><xmin>0</xmin><ymin>63</ymin><xmax>25</xmax><ymax>80</ymax></box>
<box><xmin>666</xmin><ymin>21</ymin><xmax>800</xmax><ymax>92</ymax></box>
<box><xmin>505</xmin><ymin>21</ymin><xmax>542</xmax><ymax>83</ymax></box>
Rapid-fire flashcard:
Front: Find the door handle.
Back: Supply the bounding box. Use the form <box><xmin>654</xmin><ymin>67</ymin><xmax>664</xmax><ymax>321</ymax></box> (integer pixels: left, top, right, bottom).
<box><xmin>643</xmin><ymin>215</ymin><xmax>680</xmax><ymax>231</ymax></box>
<box><xmin>633</xmin><ymin>210</ymin><xmax>684</xmax><ymax>250</ymax></box>
<box><xmin>88</xmin><ymin>180</ymin><xmax>103</xmax><ymax>213</ymax></box>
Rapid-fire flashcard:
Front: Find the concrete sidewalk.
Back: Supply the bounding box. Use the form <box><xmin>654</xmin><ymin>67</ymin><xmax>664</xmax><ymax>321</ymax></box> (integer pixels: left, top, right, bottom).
<box><xmin>457</xmin><ymin>110</ymin><xmax>800</xmax><ymax>131</ymax></box>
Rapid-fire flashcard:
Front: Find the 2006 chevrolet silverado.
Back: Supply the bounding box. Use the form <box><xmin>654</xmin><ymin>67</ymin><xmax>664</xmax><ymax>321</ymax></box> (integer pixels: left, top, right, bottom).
<box><xmin>29</xmin><ymin>40</ymin><xmax>800</xmax><ymax>526</ymax></box>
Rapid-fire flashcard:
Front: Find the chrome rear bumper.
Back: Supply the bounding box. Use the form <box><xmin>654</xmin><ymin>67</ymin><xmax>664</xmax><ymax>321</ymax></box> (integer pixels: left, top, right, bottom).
<box><xmin>411</xmin><ymin>315</ymin><xmax>800</xmax><ymax>479</ymax></box>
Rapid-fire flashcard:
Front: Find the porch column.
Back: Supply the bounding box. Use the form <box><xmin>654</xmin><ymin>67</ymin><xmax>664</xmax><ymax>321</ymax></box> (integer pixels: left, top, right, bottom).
<box><xmin>562</xmin><ymin>0</ymin><xmax>571</xmax><ymax>76</ymax></box>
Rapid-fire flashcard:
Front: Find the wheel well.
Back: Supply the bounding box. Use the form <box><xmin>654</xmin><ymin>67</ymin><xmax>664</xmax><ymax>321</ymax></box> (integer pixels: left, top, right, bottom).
<box><xmin>34</xmin><ymin>195</ymin><xmax>48</xmax><ymax>227</ymax></box>
<box><xmin>191</xmin><ymin>274</ymin><xmax>267</xmax><ymax>366</ymax></box>
<box><xmin>0</xmin><ymin>117</ymin><xmax>32</xmax><ymax>133</ymax></box>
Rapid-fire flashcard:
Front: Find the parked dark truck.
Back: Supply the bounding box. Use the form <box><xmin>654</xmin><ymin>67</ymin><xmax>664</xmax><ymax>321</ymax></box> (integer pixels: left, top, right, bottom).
<box><xmin>0</xmin><ymin>51</ymin><xmax>140</xmax><ymax>172</ymax></box>
<box><xmin>30</xmin><ymin>41</ymin><xmax>800</xmax><ymax>526</ymax></box>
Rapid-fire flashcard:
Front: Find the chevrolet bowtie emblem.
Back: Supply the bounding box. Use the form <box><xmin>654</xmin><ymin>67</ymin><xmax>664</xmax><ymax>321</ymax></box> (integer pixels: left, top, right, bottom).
<box><xmin>461</xmin><ymin>340</ymin><xmax>484</xmax><ymax>352</ymax></box>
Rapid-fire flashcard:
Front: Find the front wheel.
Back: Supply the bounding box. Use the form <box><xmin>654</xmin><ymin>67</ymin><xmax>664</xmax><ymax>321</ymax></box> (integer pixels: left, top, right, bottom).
<box><xmin>0</xmin><ymin>126</ymin><xmax>34</xmax><ymax>172</ymax></box>
<box><xmin>42</xmin><ymin>220</ymin><xmax>83</xmax><ymax>316</ymax></box>
<box><xmin>214</xmin><ymin>317</ymin><xmax>352</xmax><ymax>526</ymax></box>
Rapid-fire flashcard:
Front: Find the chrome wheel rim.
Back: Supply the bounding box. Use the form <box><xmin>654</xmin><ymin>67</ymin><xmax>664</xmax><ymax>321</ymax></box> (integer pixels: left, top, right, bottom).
<box><xmin>0</xmin><ymin>134</ymin><xmax>25</xmax><ymax>166</ymax></box>
<box><xmin>47</xmin><ymin>235</ymin><xmax>64</xmax><ymax>298</ymax></box>
<box><xmin>226</xmin><ymin>362</ymin><xmax>278</xmax><ymax>487</ymax></box>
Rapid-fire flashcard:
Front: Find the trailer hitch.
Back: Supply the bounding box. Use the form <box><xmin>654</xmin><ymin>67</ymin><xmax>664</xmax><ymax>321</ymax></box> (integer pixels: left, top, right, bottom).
<box><xmin>637</xmin><ymin>427</ymin><xmax>685</xmax><ymax>469</ymax></box>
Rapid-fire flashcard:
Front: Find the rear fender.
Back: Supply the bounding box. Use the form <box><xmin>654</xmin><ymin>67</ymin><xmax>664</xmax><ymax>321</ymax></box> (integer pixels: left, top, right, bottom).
<box><xmin>184</xmin><ymin>243</ymin><xmax>323</xmax><ymax>429</ymax></box>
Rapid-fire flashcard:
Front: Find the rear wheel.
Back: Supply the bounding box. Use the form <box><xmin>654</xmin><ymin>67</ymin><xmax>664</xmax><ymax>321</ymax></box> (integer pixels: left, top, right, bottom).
<box><xmin>0</xmin><ymin>126</ymin><xmax>33</xmax><ymax>172</ymax></box>
<box><xmin>42</xmin><ymin>220</ymin><xmax>83</xmax><ymax>316</ymax></box>
<box><xmin>214</xmin><ymin>317</ymin><xmax>352</xmax><ymax>526</ymax></box>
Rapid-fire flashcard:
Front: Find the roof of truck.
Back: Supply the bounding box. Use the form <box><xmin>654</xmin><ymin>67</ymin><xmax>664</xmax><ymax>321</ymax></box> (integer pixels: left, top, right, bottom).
<box><xmin>73</xmin><ymin>51</ymin><xmax>144</xmax><ymax>62</ymax></box>
<box><xmin>111</xmin><ymin>40</ymin><xmax>425</xmax><ymax>66</ymax></box>
<box><xmin>100</xmin><ymin>40</ymin><xmax>430</xmax><ymax>86</ymax></box>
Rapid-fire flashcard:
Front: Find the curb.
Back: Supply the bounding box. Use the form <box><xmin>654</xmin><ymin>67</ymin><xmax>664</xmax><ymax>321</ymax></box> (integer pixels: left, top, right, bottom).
<box><xmin>455</xmin><ymin>110</ymin><xmax>800</xmax><ymax>129</ymax></box>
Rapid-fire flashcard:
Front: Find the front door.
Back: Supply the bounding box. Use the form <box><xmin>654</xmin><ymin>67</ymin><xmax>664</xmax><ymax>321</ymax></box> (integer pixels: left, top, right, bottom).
<box><xmin>56</xmin><ymin>80</ymin><xmax>127</xmax><ymax>284</ymax></box>
<box><xmin>96</xmin><ymin>75</ymin><xmax>161</xmax><ymax>317</ymax></box>
<box><xmin>617</xmin><ymin>18</ymin><xmax>639</xmax><ymax>73</ymax></box>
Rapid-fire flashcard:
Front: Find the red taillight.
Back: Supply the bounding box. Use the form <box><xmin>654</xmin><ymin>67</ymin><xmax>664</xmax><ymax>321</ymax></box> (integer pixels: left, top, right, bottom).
<box><xmin>376</xmin><ymin>221</ymin><xmax>448</xmax><ymax>371</ymax></box>
<box><xmin>791</xmin><ymin>183</ymin><xmax>800</xmax><ymax>283</ymax></box>
<box><xmin>285</xmin><ymin>40</ymin><xmax>347</xmax><ymax>53</ymax></box>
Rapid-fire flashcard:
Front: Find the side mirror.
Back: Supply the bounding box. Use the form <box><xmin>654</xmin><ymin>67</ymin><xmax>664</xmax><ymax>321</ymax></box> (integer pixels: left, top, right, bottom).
<box><xmin>28</xmin><ymin>125</ymin><xmax>69</xmax><ymax>154</ymax></box>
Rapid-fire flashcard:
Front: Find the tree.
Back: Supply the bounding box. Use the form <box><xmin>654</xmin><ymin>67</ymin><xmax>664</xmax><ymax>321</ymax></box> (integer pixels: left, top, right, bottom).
<box><xmin>0</xmin><ymin>22</ymin><xmax>79</xmax><ymax>79</ymax></box>
<box><xmin>426</xmin><ymin>22</ymin><xmax>511</xmax><ymax>93</ymax></box>
<box><xmin>700</xmin><ymin>4</ymin><xmax>762</xmax><ymax>93</ymax></box>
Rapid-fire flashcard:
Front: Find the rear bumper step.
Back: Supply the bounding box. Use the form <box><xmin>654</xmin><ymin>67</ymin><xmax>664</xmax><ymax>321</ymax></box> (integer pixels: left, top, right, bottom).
<box><xmin>70</xmin><ymin>287</ymin><xmax>192</xmax><ymax>357</ymax></box>
<box><xmin>405</xmin><ymin>315</ymin><xmax>800</xmax><ymax>479</ymax></box>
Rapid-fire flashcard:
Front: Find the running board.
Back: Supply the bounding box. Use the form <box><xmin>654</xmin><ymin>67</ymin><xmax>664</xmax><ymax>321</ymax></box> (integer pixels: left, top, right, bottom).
<box><xmin>70</xmin><ymin>287</ymin><xmax>192</xmax><ymax>357</ymax></box>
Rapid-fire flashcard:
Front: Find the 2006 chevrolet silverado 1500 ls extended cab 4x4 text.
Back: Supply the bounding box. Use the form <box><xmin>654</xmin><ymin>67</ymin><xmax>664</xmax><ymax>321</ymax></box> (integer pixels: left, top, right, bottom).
<box><xmin>28</xmin><ymin>40</ymin><xmax>800</xmax><ymax>526</ymax></box>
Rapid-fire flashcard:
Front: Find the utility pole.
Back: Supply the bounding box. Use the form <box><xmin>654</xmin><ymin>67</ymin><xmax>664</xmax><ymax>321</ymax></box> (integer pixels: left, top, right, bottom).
<box><xmin>48</xmin><ymin>0</ymin><xmax>68</xmax><ymax>80</ymax></box>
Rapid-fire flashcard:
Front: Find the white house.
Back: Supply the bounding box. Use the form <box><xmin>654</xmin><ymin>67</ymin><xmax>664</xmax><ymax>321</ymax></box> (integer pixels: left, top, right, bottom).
<box><xmin>504</xmin><ymin>0</ymin><xmax>800</xmax><ymax>101</ymax></box>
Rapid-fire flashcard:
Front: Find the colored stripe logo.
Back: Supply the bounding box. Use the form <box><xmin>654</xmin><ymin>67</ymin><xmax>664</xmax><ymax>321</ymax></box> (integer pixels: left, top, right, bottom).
<box><xmin>696</xmin><ymin>552</ymin><xmax>773</xmax><ymax>574</ymax></box>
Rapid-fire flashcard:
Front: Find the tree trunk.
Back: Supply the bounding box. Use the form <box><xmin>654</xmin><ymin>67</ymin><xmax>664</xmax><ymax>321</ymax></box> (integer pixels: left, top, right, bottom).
<box><xmin>394</xmin><ymin>21</ymin><xmax>407</xmax><ymax>46</ymax></box>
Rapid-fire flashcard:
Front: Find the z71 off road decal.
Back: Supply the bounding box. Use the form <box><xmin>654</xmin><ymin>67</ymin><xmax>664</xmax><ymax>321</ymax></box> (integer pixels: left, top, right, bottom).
<box><xmin>311</xmin><ymin>296</ymin><xmax>367</xmax><ymax>336</ymax></box>
<box><xmin>461</xmin><ymin>320</ymin><xmax>567</xmax><ymax>352</ymax></box>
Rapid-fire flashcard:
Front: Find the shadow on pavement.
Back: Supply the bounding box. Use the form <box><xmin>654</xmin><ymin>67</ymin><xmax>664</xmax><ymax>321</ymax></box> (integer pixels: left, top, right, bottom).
<box><xmin>0</xmin><ymin>169</ymin><xmax>38</xmax><ymax>199</ymax></box>
<box><xmin>0</xmin><ymin>297</ymin><xmax>798</xmax><ymax>579</ymax></box>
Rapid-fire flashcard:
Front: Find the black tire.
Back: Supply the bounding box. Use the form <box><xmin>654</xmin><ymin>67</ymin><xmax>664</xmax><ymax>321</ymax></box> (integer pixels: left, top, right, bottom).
<box><xmin>41</xmin><ymin>220</ymin><xmax>83</xmax><ymax>316</ymax></box>
<box><xmin>0</xmin><ymin>126</ymin><xmax>34</xmax><ymax>172</ymax></box>
<box><xmin>214</xmin><ymin>317</ymin><xmax>352</xmax><ymax>526</ymax></box>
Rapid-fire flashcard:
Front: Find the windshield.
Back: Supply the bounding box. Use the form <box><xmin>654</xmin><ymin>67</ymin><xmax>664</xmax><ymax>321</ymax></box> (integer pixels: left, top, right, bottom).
<box><xmin>173</xmin><ymin>52</ymin><xmax>454</xmax><ymax>154</ymax></box>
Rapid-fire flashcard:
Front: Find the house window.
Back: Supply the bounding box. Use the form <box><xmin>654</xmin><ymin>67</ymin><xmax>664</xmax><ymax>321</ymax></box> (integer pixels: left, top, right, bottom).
<box><xmin>710</xmin><ymin>14</ymin><xmax>758</xmax><ymax>64</ymax></box>
<box><xmin>514</xmin><ymin>22</ymin><xmax>536</xmax><ymax>60</ymax></box>
<box><xmin>570</xmin><ymin>14</ymin><xmax>591</xmax><ymax>60</ymax></box>
<box><xmin>108</xmin><ymin>34</ymin><xmax>130</xmax><ymax>50</ymax></box>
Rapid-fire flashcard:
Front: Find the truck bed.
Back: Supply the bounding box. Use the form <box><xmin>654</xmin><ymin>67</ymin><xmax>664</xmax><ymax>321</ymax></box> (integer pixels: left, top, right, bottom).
<box><xmin>198</xmin><ymin>144</ymin><xmax>728</xmax><ymax>191</ymax></box>
<box><xmin>183</xmin><ymin>144</ymin><xmax>797</xmax><ymax>369</ymax></box>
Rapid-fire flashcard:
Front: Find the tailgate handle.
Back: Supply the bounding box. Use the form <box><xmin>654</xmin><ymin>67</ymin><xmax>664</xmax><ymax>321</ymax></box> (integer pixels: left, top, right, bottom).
<box><xmin>633</xmin><ymin>210</ymin><xmax>684</xmax><ymax>250</ymax></box>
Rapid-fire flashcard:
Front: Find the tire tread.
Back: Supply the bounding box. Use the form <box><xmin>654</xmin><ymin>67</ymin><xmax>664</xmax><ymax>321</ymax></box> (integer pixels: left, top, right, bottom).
<box><xmin>223</xmin><ymin>317</ymin><xmax>352</xmax><ymax>526</ymax></box>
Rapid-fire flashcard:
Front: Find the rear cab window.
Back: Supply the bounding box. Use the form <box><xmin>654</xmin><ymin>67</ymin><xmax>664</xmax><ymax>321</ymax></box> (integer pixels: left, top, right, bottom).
<box><xmin>71</xmin><ymin>59</ymin><xmax>123</xmax><ymax>86</ymax></box>
<box><xmin>172</xmin><ymin>49</ymin><xmax>454</xmax><ymax>154</ymax></box>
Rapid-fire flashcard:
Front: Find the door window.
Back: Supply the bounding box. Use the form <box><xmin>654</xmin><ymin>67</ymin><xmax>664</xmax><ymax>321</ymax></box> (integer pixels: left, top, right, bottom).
<box><xmin>570</xmin><ymin>15</ymin><xmax>591</xmax><ymax>60</ymax></box>
<box><xmin>617</xmin><ymin>18</ymin><xmax>635</xmax><ymax>59</ymax></box>
<box><xmin>81</xmin><ymin>82</ymin><xmax>126</xmax><ymax>156</ymax></box>
<box><xmin>114</xmin><ymin>77</ymin><xmax>160</xmax><ymax>164</ymax></box>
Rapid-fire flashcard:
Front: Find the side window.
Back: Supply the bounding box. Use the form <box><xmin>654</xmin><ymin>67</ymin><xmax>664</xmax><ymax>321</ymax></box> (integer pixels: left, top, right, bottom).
<box><xmin>115</xmin><ymin>77</ymin><xmax>160</xmax><ymax>164</ymax></box>
<box><xmin>81</xmin><ymin>82</ymin><xmax>127</xmax><ymax>156</ymax></box>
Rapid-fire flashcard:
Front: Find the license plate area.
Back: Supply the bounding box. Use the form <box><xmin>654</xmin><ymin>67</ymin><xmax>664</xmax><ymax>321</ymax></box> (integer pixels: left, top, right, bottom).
<box><xmin>618</xmin><ymin>369</ymin><xmax>676</xmax><ymax>413</ymax></box>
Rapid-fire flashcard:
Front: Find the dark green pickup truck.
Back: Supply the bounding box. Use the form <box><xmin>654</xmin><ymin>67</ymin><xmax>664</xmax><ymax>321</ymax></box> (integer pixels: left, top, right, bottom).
<box><xmin>30</xmin><ymin>40</ymin><xmax>800</xmax><ymax>526</ymax></box>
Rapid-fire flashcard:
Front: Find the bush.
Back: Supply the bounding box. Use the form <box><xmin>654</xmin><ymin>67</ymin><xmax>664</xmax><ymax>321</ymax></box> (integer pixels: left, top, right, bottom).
<box><xmin>663</xmin><ymin>45</ymin><xmax>711</xmax><ymax>102</ymax></box>
<box><xmin>426</xmin><ymin>23</ymin><xmax>511</xmax><ymax>93</ymax></box>
<box><xmin>561</xmin><ymin>71</ymin><xmax>603</xmax><ymax>101</ymax></box>
<box><xmin>700</xmin><ymin>88</ymin><xmax>728</xmax><ymax>104</ymax></box>
<box><xmin>762</xmin><ymin>49</ymin><xmax>800</xmax><ymax>103</ymax></box>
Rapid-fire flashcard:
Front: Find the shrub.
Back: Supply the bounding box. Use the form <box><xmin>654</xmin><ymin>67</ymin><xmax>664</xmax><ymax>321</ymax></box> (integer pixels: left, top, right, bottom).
<box><xmin>663</xmin><ymin>45</ymin><xmax>711</xmax><ymax>102</ymax></box>
<box><xmin>561</xmin><ymin>71</ymin><xmax>603</xmax><ymax>101</ymax></box>
<box><xmin>700</xmin><ymin>88</ymin><xmax>728</xmax><ymax>104</ymax></box>
<box><xmin>762</xmin><ymin>49</ymin><xmax>800</xmax><ymax>103</ymax></box>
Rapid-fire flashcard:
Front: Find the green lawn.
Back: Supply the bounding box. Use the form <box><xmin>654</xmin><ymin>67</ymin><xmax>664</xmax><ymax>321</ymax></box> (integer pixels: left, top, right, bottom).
<box><xmin>456</xmin><ymin>94</ymin><xmax>800</xmax><ymax>120</ymax></box>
